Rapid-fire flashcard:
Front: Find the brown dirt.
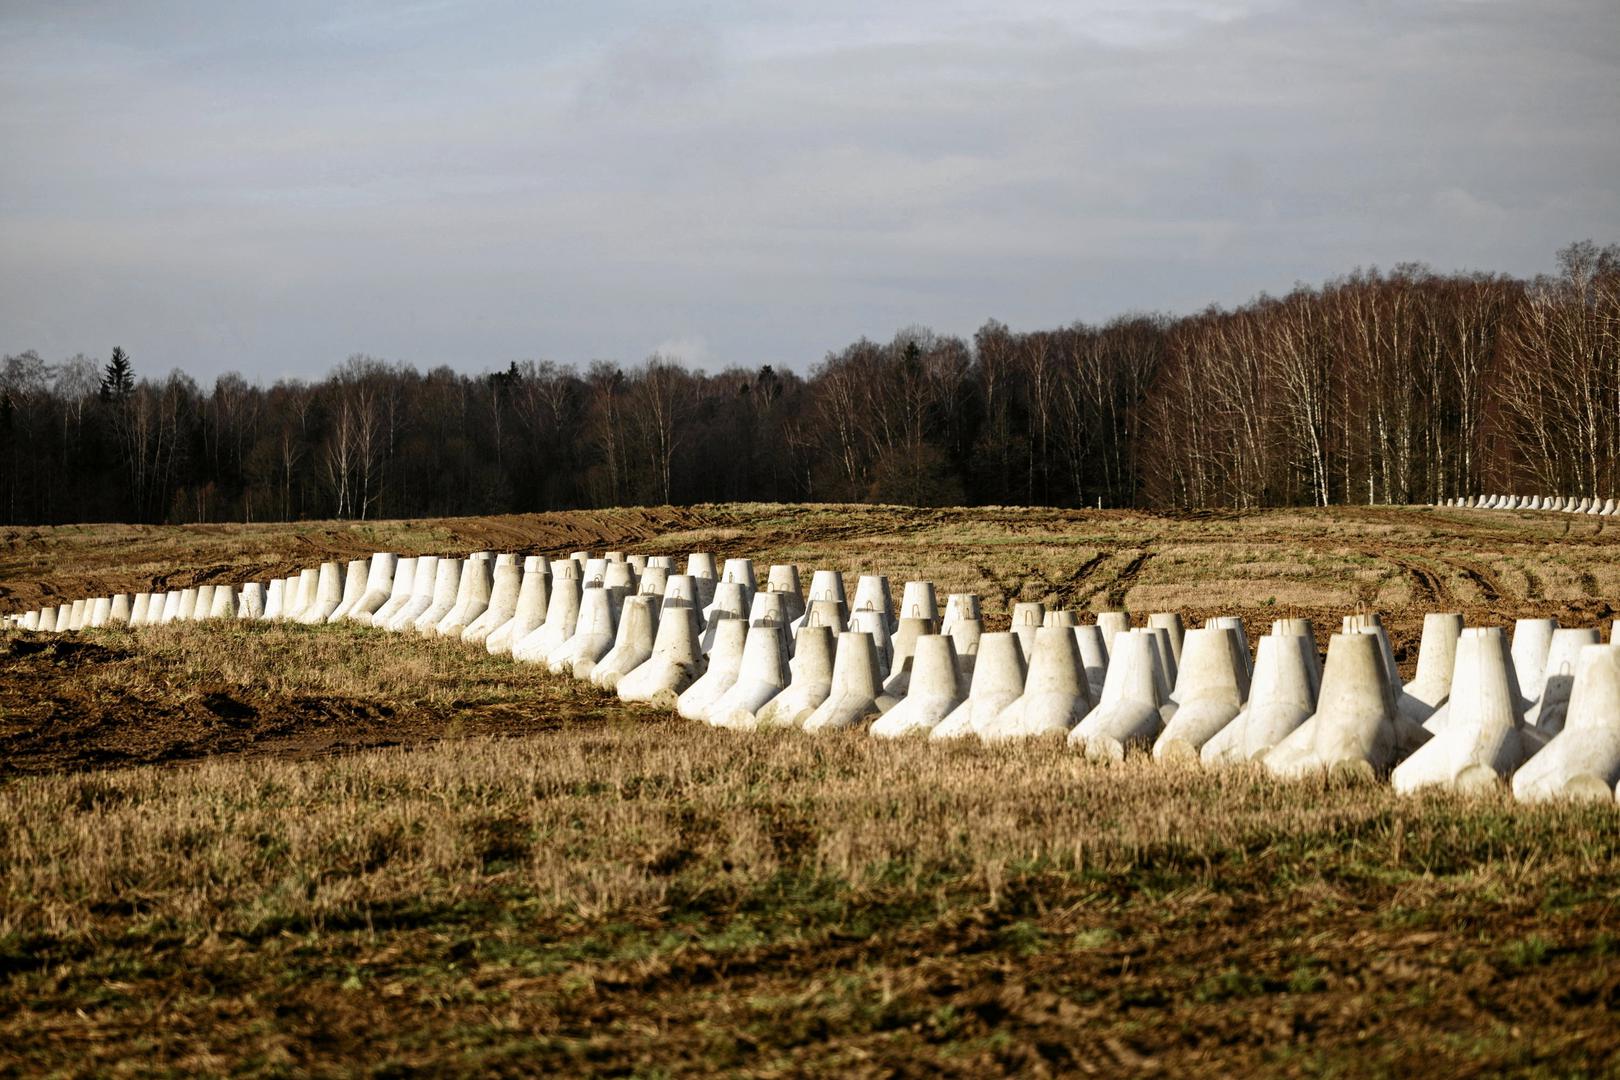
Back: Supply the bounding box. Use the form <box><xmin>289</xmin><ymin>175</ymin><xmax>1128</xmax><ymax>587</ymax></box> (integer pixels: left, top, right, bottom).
<box><xmin>0</xmin><ymin>633</ymin><xmax>596</xmax><ymax>776</ymax></box>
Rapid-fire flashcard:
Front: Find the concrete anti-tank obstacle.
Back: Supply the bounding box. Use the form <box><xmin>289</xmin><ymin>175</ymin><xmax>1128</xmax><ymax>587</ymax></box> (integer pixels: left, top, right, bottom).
<box><xmin>512</xmin><ymin>562</ymin><xmax>581</xmax><ymax>662</ymax></box>
<box><xmin>1342</xmin><ymin>613</ymin><xmax>1400</xmax><ymax>704</ymax></box>
<box><xmin>880</xmin><ymin>615</ymin><xmax>938</xmax><ymax>698</ymax></box>
<box><xmin>708</xmin><ymin>622</ymin><xmax>791</xmax><ymax>728</ymax></box>
<box><xmin>663</xmin><ymin>573</ymin><xmax>707</xmax><ymax>634</ymax></box>
<box><xmin>898</xmin><ymin>581</ymin><xmax>939</xmax><ymax>624</ymax></box>
<box><xmin>130</xmin><ymin>593</ymin><xmax>152</xmax><ymax>625</ymax></box>
<box><xmin>22</xmin><ymin>609</ymin><xmax>41</xmax><ymax>630</ymax></box>
<box><xmin>766</xmin><ymin>564</ymin><xmax>805</xmax><ymax>622</ymax></box>
<box><xmin>591</xmin><ymin>594</ymin><xmax>660</xmax><ymax>691</ymax></box>
<box><xmin>193</xmin><ymin>586</ymin><xmax>218</xmax><ymax>622</ymax></box>
<box><xmin>1010</xmin><ymin>602</ymin><xmax>1045</xmax><ymax>660</ymax></box>
<box><xmin>210</xmin><ymin>585</ymin><xmax>237</xmax><ymax>620</ymax></box>
<box><xmin>239</xmin><ymin>583</ymin><xmax>265</xmax><ymax>620</ymax></box>
<box><xmin>1145</xmin><ymin>626</ymin><xmax>1178</xmax><ymax>697</ymax></box>
<box><xmin>848</xmin><ymin>607</ymin><xmax>894</xmax><ymax>678</ymax></box>
<box><xmin>849</xmin><ymin>575</ymin><xmax>895</xmax><ymax>633</ymax></box>
<box><xmin>1207</xmin><ymin>616</ymin><xmax>1252</xmax><ymax>680</ymax></box>
<box><xmin>553</xmin><ymin>585</ymin><xmax>619</xmax><ymax>678</ymax></box>
<box><xmin>752</xmin><ymin>624</ymin><xmax>836</xmax><ymax>730</ymax></box>
<box><xmin>871</xmin><ymin>635</ymin><xmax>965</xmax><ymax>738</ymax></box>
<box><xmin>436</xmin><ymin>555</ymin><xmax>492</xmax><ymax>638</ymax></box>
<box><xmin>701</xmin><ymin>581</ymin><xmax>749</xmax><ymax>653</ymax></box>
<box><xmin>369</xmin><ymin>556</ymin><xmax>417</xmax><ymax>627</ymax></box>
<box><xmin>1393</xmin><ymin>627</ymin><xmax>1525</xmax><ymax>794</ymax></box>
<box><xmin>462</xmin><ymin>563</ymin><xmax>521</xmax><ymax>646</ymax></box>
<box><xmin>1095</xmin><ymin>611</ymin><xmax>1131</xmax><ymax>652</ymax></box>
<box><xmin>388</xmin><ymin>556</ymin><xmax>440</xmax><ymax>631</ymax></box>
<box><xmin>288</xmin><ymin>567</ymin><xmax>319</xmax><ymax>621</ymax></box>
<box><xmin>296</xmin><ymin>566</ymin><xmax>343</xmax><ymax>625</ymax></box>
<box><xmin>88</xmin><ymin>596</ymin><xmax>112</xmax><ymax>628</ymax></box>
<box><xmin>941</xmin><ymin>593</ymin><xmax>981</xmax><ymax>636</ymax></box>
<box><xmin>1070</xmin><ymin>628</ymin><xmax>1166</xmax><ymax>760</ymax></box>
<box><xmin>56</xmin><ymin>602</ymin><xmax>72</xmax><ymax>630</ymax></box>
<box><xmin>980</xmin><ymin>625</ymin><xmax>1091</xmax><ymax>742</ymax></box>
<box><xmin>487</xmin><ymin>563</ymin><xmax>551</xmax><ymax>655</ymax></box>
<box><xmin>149</xmin><ymin>593</ymin><xmax>171</xmax><ymax>625</ymax></box>
<box><xmin>1513</xmin><ymin>644</ymin><xmax>1620</xmax><ymax>802</ymax></box>
<box><xmin>413</xmin><ymin>557</ymin><xmax>463</xmax><ymax>633</ymax></box>
<box><xmin>344</xmin><ymin>553</ymin><xmax>399</xmax><ymax>623</ymax></box>
<box><xmin>174</xmin><ymin>590</ymin><xmax>197</xmax><ymax>623</ymax></box>
<box><xmin>1202</xmin><ymin>630</ymin><xmax>1317</xmax><ymax>765</ymax></box>
<box><xmin>1263</xmin><ymin>632</ymin><xmax>1398</xmax><ymax>781</ymax></box>
<box><xmin>627</xmin><ymin>554</ymin><xmax>648</xmax><ymax>575</ymax></box>
<box><xmin>37</xmin><ymin>606</ymin><xmax>57</xmax><ymax>632</ymax></box>
<box><xmin>930</xmin><ymin>632</ymin><xmax>1027</xmax><ymax>740</ymax></box>
<box><xmin>718</xmin><ymin>557</ymin><xmax>757</xmax><ymax>596</ymax></box>
<box><xmin>803</xmin><ymin>631</ymin><xmax>884</xmax><ymax>733</ymax></box>
<box><xmin>1154</xmin><ymin>625</ymin><xmax>1251</xmax><ymax>760</ymax></box>
<box><xmin>329</xmin><ymin>558</ymin><xmax>369</xmax><ymax>622</ymax></box>
<box><xmin>70</xmin><ymin>599</ymin><xmax>89</xmax><ymax>630</ymax></box>
<box><xmin>790</xmin><ymin>569</ymin><xmax>848</xmax><ymax>634</ymax></box>
<box><xmin>261</xmin><ymin>579</ymin><xmax>282</xmax><ymax>621</ymax></box>
<box><xmin>1526</xmin><ymin>627</ymin><xmax>1601</xmax><ymax>734</ymax></box>
<box><xmin>1146</xmin><ymin>613</ymin><xmax>1185</xmax><ymax>665</ymax></box>
<box><xmin>638</xmin><ymin>566</ymin><xmax>670</xmax><ymax>600</ymax></box>
<box><xmin>687</xmin><ymin>553</ymin><xmax>718</xmax><ymax>605</ymax></box>
<box><xmin>677</xmin><ymin>616</ymin><xmax>748</xmax><ymax>720</ymax></box>
<box><xmin>1073</xmin><ymin>624</ymin><xmax>1109</xmax><ymax>702</ymax></box>
<box><xmin>1510</xmin><ymin>618</ymin><xmax>1557</xmax><ymax>703</ymax></box>
<box><xmin>948</xmin><ymin>616</ymin><xmax>982</xmax><ymax>678</ymax></box>
<box><xmin>617</xmin><ymin>605</ymin><xmax>705</xmax><ymax>706</ymax></box>
<box><xmin>1394</xmin><ymin>613</ymin><xmax>1461</xmax><ymax>725</ymax></box>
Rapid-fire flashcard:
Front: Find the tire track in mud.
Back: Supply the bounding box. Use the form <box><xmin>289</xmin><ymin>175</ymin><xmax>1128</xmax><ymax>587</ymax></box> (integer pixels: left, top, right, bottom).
<box><xmin>1446</xmin><ymin>557</ymin><xmax>1505</xmax><ymax>604</ymax></box>
<box><xmin>1387</xmin><ymin>556</ymin><xmax>1449</xmax><ymax>606</ymax></box>
<box><xmin>1103</xmin><ymin>550</ymin><xmax>1153</xmax><ymax>610</ymax></box>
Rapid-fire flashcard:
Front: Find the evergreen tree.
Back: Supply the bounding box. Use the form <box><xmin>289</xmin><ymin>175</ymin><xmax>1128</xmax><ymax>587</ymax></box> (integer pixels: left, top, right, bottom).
<box><xmin>99</xmin><ymin>346</ymin><xmax>135</xmax><ymax>400</ymax></box>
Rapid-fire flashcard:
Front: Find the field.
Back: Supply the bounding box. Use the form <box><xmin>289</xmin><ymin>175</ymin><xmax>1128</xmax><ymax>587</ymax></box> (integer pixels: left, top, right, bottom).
<box><xmin>3</xmin><ymin>503</ymin><xmax>1620</xmax><ymax>1076</ymax></box>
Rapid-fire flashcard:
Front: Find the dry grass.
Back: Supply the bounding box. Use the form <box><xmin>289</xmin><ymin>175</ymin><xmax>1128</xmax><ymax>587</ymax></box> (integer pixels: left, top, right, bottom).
<box><xmin>5</xmin><ymin>503</ymin><xmax>1620</xmax><ymax>1074</ymax></box>
<box><xmin>3</xmin><ymin>624</ymin><xmax>1620</xmax><ymax>1074</ymax></box>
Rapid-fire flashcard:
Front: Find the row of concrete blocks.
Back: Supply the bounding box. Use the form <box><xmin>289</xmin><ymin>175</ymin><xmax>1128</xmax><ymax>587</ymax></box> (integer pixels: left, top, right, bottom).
<box><xmin>1446</xmin><ymin>495</ymin><xmax>1620</xmax><ymax>514</ymax></box>
<box><xmin>7</xmin><ymin>551</ymin><xmax>1620</xmax><ymax>803</ymax></box>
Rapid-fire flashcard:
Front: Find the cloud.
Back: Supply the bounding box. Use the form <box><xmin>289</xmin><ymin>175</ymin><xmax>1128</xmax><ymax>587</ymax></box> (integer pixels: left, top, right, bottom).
<box><xmin>0</xmin><ymin>0</ymin><xmax>1616</xmax><ymax>381</ymax></box>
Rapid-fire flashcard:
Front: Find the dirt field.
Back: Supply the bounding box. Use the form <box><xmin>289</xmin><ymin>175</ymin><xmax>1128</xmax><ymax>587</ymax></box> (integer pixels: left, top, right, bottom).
<box><xmin>3</xmin><ymin>503</ymin><xmax>1620</xmax><ymax>1076</ymax></box>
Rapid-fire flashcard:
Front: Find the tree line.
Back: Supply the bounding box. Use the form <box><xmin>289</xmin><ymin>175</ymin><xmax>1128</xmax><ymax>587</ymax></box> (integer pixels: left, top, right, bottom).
<box><xmin>2</xmin><ymin>242</ymin><xmax>1616</xmax><ymax>525</ymax></box>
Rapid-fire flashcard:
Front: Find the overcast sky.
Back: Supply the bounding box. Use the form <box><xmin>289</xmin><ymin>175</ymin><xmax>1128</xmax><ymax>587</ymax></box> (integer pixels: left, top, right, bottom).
<box><xmin>2</xmin><ymin>1</ymin><xmax>1617</xmax><ymax>382</ymax></box>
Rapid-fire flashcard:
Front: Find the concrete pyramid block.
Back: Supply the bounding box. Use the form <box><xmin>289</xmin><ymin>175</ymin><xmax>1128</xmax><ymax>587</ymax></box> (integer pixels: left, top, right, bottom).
<box><xmin>1202</xmin><ymin>631</ymin><xmax>1317</xmax><ymax>765</ymax></box>
<box><xmin>617</xmin><ymin>605</ymin><xmax>705</xmax><ymax>706</ymax></box>
<box><xmin>871</xmin><ymin>635</ymin><xmax>964</xmax><ymax>738</ymax></box>
<box><xmin>1264</xmin><ymin>632</ymin><xmax>1398</xmax><ymax>781</ymax></box>
<box><xmin>1526</xmin><ymin>627</ymin><xmax>1601</xmax><ymax>734</ymax></box>
<box><xmin>1155</xmin><ymin>625</ymin><xmax>1251</xmax><ymax>760</ymax></box>
<box><xmin>463</xmin><ymin>564</ymin><xmax>522</xmax><ymax>646</ymax></box>
<box><xmin>980</xmin><ymin>626</ymin><xmax>1090</xmax><ymax>742</ymax></box>
<box><xmin>299</xmin><ymin>562</ymin><xmax>344</xmax><ymax>624</ymax></box>
<box><xmin>487</xmin><ymin>564</ymin><xmax>551</xmax><ymax>655</ymax></box>
<box><xmin>930</xmin><ymin>632</ymin><xmax>1026</xmax><ymax>741</ymax></box>
<box><xmin>709</xmin><ymin>623</ymin><xmax>791</xmax><ymax>728</ymax></box>
<box><xmin>1514</xmin><ymin>644</ymin><xmax>1620</xmax><ymax>802</ymax></box>
<box><xmin>1393</xmin><ymin>627</ymin><xmax>1525</xmax><ymax>794</ymax></box>
<box><xmin>1010</xmin><ymin>602</ymin><xmax>1045</xmax><ymax>660</ymax></box>
<box><xmin>387</xmin><ymin>557</ymin><xmax>438</xmax><ymax>631</ymax></box>
<box><xmin>329</xmin><ymin>558</ymin><xmax>369</xmax><ymax>621</ymax></box>
<box><xmin>1073</xmin><ymin>624</ymin><xmax>1109</xmax><ymax>702</ymax></box>
<box><xmin>1070</xmin><ymin>628</ymin><xmax>1165</xmax><ymax>760</ymax></box>
<box><xmin>753</xmin><ymin>625</ymin><xmax>836</xmax><ymax>730</ymax></box>
<box><xmin>512</xmin><ymin>564</ymin><xmax>581</xmax><ymax>662</ymax></box>
<box><xmin>592</xmin><ymin>594</ymin><xmax>660</xmax><ymax>691</ymax></box>
<box><xmin>803</xmin><ymin>631</ymin><xmax>884</xmax><ymax>733</ymax></box>
<box><xmin>412</xmin><ymin>557</ymin><xmax>463</xmax><ymax>633</ymax></box>
<box><xmin>240</xmin><ymin>583</ymin><xmax>266</xmax><ymax>620</ymax></box>
<box><xmin>677</xmin><ymin>616</ymin><xmax>747</xmax><ymax>720</ymax></box>
<box><xmin>554</xmin><ymin>586</ymin><xmax>619</xmax><ymax>678</ymax></box>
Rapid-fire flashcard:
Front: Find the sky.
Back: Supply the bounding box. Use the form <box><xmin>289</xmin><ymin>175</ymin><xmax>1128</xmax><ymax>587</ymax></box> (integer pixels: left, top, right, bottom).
<box><xmin>1</xmin><ymin>0</ymin><xmax>1617</xmax><ymax>383</ymax></box>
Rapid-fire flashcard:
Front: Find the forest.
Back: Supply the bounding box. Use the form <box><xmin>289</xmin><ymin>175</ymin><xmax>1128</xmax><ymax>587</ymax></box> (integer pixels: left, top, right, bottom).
<box><xmin>2</xmin><ymin>242</ymin><xmax>1617</xmax><ymax>525</ymax></box>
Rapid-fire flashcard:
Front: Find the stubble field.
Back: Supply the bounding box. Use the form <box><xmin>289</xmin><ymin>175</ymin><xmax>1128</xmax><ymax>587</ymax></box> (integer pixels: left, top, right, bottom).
<box><xmin>3</xmin><ymin>503</ymin><xmax>1619</xmax><ymax>1076</ymax></box>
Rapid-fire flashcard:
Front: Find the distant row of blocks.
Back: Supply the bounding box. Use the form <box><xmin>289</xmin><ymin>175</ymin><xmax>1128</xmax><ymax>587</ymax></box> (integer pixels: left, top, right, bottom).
<box><xmin>7</xmin><ymin>550</ymin><xmax>1620</xmax><ymax>804</ymax></box>
<box><xmin>1447</xmin><ymin>495</ymin><xmax>1620</xmax><ymax>513</ymax></box>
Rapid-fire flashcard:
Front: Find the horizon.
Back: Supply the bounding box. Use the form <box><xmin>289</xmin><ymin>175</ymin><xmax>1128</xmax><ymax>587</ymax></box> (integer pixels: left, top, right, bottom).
<box><xmin>3</xmin><ymin>1</ymin><xmax>1617</xmax><ymax>382</ymax></box>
